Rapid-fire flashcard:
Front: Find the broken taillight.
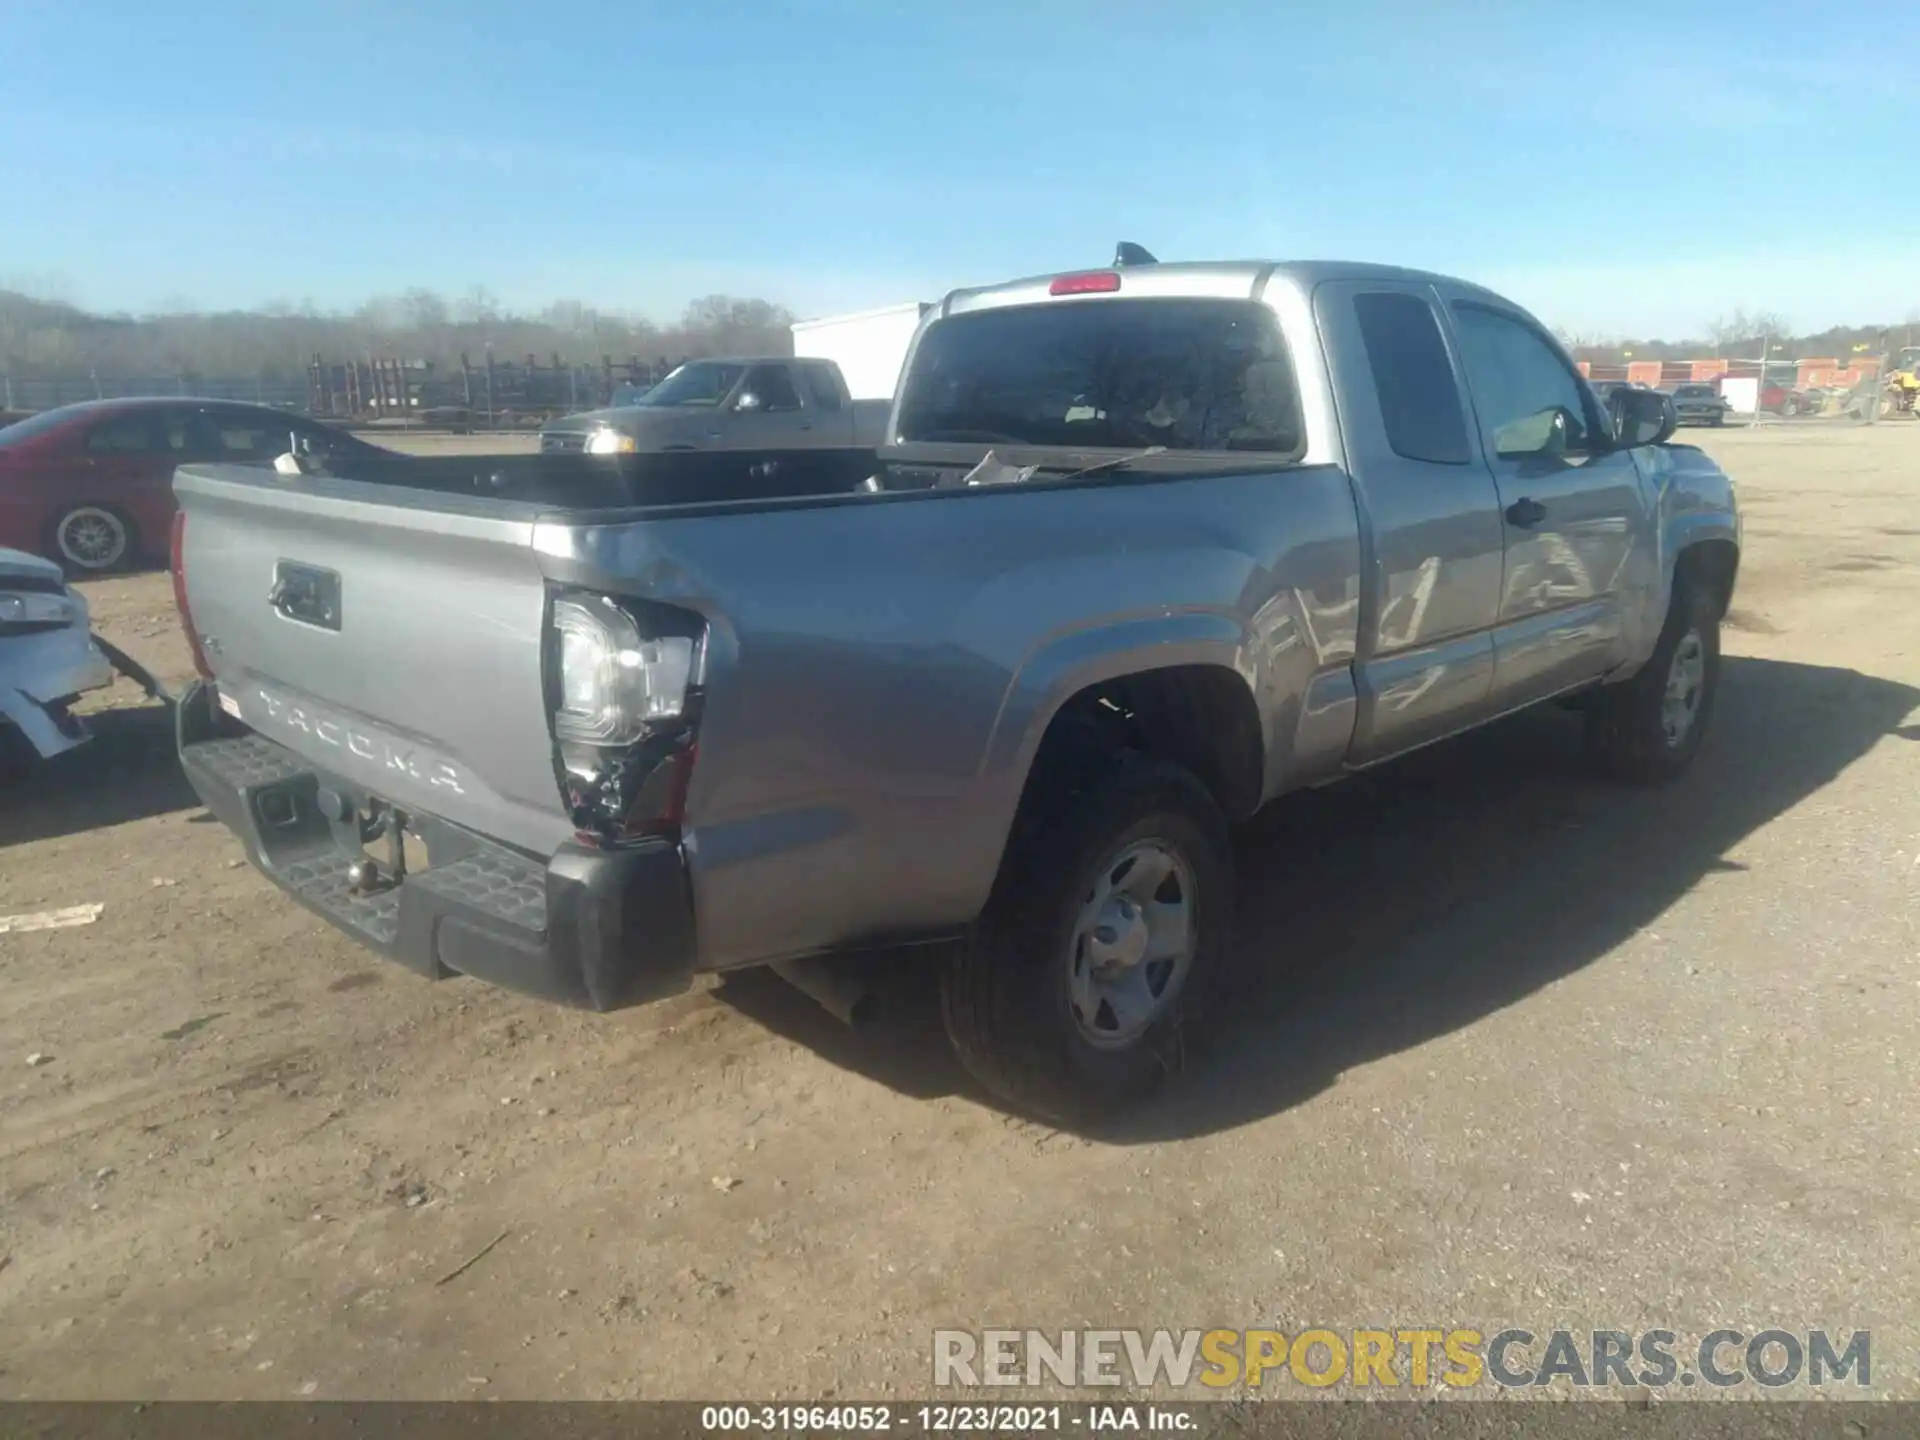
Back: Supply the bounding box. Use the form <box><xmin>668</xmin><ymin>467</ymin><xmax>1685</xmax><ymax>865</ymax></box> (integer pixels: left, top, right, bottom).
<box><xmin>169</xmin><ymin>511</ymin><xmax>215</xmax><ymax>682</ymax></box>
<box><xmin>543</xmin><ymin>589</ymin><xmax>706</xmax><ymax>848</ymax></box>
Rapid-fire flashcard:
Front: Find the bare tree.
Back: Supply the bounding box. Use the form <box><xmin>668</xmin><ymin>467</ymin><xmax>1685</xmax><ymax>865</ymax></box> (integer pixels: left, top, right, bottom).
<box><xmin>1706</xmin><ymin>310</ymin><xmax>1794</xmax><ymax>355</ymax></box>
<box><xmin>0</xmin><ymin>286</ymin><xmax>796</xmax><ymax>385</ymax></box>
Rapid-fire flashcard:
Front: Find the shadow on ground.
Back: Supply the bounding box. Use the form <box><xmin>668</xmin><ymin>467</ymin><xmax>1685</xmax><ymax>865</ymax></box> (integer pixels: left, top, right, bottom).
<box><xmin>717</xmin><ymin>657</ymin><xmax>1920</xmax><ymax>1139</ymax></box>
<box><xmin>0</xmin><ymin>702</ymin><xmax>194</xmax><ymax>848</ymax></box>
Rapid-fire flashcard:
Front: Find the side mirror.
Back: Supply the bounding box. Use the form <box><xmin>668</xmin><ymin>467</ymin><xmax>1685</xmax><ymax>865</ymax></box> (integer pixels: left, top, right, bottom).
<box><xmin>734</xmin><ymin>392</ymin><xmax>763</xmax><ymax>413</ymax></box>
<box><xmin>1611</xmin><ymin>387</ymin><xmax>1676</xmax><ymax>448</ymax></box>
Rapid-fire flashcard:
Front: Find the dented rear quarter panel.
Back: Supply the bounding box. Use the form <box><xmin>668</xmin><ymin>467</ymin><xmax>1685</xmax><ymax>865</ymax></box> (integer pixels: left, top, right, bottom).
<box><xmin>535</xmin><ymin>461</ymin><xmax>1363</xmax><ymax>970</ymax></box>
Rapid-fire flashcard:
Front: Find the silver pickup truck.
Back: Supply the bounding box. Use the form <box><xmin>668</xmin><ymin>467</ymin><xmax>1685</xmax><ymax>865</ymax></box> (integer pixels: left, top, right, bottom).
<box><xmin>539</xmin><ymin>356</ymin><xmax>889</xmax><ymax>456</ymax></box>
<box><xmin>171</xmin><ymin>253</ymin><xmax>1739</xmax><ymax>1122</ymax></box>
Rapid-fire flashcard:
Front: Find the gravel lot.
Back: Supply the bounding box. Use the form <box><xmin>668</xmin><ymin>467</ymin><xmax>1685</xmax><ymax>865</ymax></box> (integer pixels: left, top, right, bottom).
<box><xmin>2</xmin><ymin>424</ymin><xmax>1917</xmax><ymax>1400</ymax></box>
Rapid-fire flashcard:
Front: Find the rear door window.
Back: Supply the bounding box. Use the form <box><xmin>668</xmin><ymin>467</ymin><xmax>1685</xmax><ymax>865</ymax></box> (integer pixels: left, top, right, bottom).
<box><xmin>84</xmin><ymin>414</ymin><xmax>166</xmax><ymax>454</ymax></box>
<box><xmin>190</xmin><ymin>411</ymin><xmax>292</xmax><ymax>460</ymax></box>
<box><xmin>897</xmin><ymin>298</ymin><xmax>1302</xmax><ymax>454</ymax></box>
<box><xmin>1352</xmin><ymin>292</ymin><xmax>1472</xmax><ymax>465</ymax></box>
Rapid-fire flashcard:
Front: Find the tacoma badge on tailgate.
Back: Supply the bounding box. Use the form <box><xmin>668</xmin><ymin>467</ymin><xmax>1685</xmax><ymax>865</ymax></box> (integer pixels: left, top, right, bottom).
<box><xmin>250</xmin><ymin>685</ymin><xmax>467</xmax><ymax>796</ymax></box>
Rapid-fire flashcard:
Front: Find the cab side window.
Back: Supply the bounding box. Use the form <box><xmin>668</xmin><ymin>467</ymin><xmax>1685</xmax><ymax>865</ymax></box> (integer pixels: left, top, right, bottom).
<box><xmin>742</xmin><ymin>365</ymin><xmax>802</xmax><ymax>411</ymax></box>
<box><xmin>1451</xmin><ymin>304</ymin><xmax>1597</xmax><ymax>460</ymax></box>
<box><xmin>1353</xmin><ymin>292</ymin><xmax>1472</xmax><ymax>465</ymax></box>
<box><xmin>802</xmin><ymin>362</ymin><xmax>843</xmax><ymax>411</ymax></box>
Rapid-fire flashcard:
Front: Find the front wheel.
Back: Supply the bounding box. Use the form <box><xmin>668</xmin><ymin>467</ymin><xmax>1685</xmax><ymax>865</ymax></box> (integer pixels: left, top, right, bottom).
<box><xmin>1585</xmin><ymin>582</ymin><xmax>1720</xmax><ymax>784</ymax></box>
<box><xmin>941</xmin><ymin>760</ymin><xmax>1233</xmax><ymax>1124</ymax></box>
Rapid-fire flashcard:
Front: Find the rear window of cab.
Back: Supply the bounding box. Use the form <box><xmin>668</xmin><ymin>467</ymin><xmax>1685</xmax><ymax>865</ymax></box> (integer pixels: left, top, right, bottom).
<box><xmin>896</xmin><ymin>298</ymin><xmax>1303</xmax><ymax>455</ymax></box>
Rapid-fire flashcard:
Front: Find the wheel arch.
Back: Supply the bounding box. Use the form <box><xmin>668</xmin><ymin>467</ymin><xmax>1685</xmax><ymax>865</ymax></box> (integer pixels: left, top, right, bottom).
<box><xmin>1674</xmin><ymin>534</ymin><xmax>1739</xmax><ymax>620</ymax></box>
<box><xmin>983</xmin><ymin>624</ymin><xmax>1269</xmax><ymax>900</ymax></box>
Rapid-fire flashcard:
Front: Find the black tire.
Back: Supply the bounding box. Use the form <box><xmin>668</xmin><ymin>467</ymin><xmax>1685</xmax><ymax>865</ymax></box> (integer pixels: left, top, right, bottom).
<box><xmin>47</xmin><ymin>502</ymin><xmax>136</xmax><ymax>574</ymax></box>
<box><xmin>941</xmin><ymin>759</ymin><xmax>1233</xmax><ymax>1124</ymax></box>
<box><xmin>1585</xmin><ymin>579</ymin><xmax>1720</xmax><ymax>784</ymax></box>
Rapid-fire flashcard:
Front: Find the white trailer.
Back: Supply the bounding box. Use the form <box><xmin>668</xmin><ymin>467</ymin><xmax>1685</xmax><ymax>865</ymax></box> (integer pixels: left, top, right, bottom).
<box><xmin>790</xmin><ymin>302</ymin><xmax>929</xmax><ymax>402</ymax></box>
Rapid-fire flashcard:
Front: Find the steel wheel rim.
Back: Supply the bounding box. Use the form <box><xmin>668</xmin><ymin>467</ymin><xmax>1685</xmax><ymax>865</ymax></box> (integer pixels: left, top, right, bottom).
<box><xmin>1067</xmin><ymin>839</ymin><xmax>1198</xmax><ymax>1051</ymax></box>
<box><xmin>1661</xmin><ymin>629</ymin><xmax>1706</xmax><ymax>746</ymax></box>
<box><xmin>60</xmin><ymin>508</ymin><xmax>125</xmax><ymax>568</ymax></box>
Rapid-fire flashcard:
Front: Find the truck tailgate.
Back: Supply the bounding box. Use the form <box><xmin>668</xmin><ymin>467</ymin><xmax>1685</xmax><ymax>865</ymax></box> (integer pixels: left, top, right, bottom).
<box><xmin>175</xmin><ymin>465</ymin><xmax>572</xmax><ymax>855</ymax></box>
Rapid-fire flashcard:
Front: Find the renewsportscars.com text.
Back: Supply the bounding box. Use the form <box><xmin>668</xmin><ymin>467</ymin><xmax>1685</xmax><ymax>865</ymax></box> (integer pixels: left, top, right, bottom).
<box><xmin>932</xmin><ymin>1327</ymin><xmax>1871</xmax><ymax>1391</ymax></box>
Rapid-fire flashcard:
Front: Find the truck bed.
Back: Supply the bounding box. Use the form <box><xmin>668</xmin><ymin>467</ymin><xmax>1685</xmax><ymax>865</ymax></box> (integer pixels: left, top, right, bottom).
<box><xmin>171</xmin><ymin>449</ymin><xmax>1362</xmax><ymax>977</ymax></box>
<box><xmin>319</xmin><ymin>445</ymin><xmax>881</xmax><ymax>508</ymax></box>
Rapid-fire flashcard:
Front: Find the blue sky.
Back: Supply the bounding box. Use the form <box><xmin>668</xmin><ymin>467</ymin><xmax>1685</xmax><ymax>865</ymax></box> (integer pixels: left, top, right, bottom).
<box><xmin>2</xmin><ymin>0</ymin><xmax>1915</xmax><ymax>337</ymax></box>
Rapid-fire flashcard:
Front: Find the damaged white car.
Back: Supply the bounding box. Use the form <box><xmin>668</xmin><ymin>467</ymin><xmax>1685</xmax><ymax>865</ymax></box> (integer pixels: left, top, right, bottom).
<box><xmin>1</xmin><ymin>545</ymin><xmax>121</xmax><ymax>765</ymax></box>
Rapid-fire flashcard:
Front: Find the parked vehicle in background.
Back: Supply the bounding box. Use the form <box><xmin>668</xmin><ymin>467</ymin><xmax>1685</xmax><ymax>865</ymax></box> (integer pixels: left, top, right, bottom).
<box><xmin>1888</xmin><ymin>369</ymin><xmax>1919</xmax><ymax>416</ymax></box>
<box><xmin>1668</xmin><ymin>383</ymin><xmax>1731</xmax><ymax>426</ymax></box>
<box><xmin>538</xmin><ymin>357</ymin><xmax>890</xmax><ymax>456</ymax></box>
<box><xmin>0</xmin><ymin>544</ymin><xmax>115</xmax><ymax>767</ymax></box>
<box><xmin>0</xmin><ymin>399</ymin><xmax>394</xmax><ymax>573</ymax></box>
<box><xmin>1760</xmin><ymin>382</ymin><xmax>1819</xmax><ymax>416</ymax></box>
<box><xmin>172</xmin><ymin>250</ymin><xmax>1739</xmax><ymax>1122</ymax></box>
<box><xmin>791</xmin><ymin>303</ymin><xmax>931</xmax><ymax>401</ymax></box>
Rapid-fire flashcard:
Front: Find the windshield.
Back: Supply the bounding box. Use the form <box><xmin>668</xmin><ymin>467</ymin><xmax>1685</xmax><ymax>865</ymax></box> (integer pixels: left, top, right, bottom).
<box><xmin>631</xmin><ymin>362</ymin><xmax>746</xmax><ymax>408</ymax></box>
<box><xmin>896</xmin><ymin>298</ymin><xmax>1303</xmax><ymax>453</ymax></box>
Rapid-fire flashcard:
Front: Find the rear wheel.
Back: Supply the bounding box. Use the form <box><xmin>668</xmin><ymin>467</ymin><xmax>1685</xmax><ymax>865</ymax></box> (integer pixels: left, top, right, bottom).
<box><xmin>1585</xmin><ymin>580</ymin><xmax>1720</xmax><ymax>784</ymax></box>
<box><xmin>50</xmin><ymin>503</ymin><xmax>134</xmax><ymax>573</ymax></box>
<box><xmin>941</xmin><ymin>759</ymin><xmax>1233</xmax><ymax>1124</ymax></box>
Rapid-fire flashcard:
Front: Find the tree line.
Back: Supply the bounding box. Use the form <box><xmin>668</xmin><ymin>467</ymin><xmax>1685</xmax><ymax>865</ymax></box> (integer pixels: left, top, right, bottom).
<box><xmin>0</xmin><ymin>288</ymin><xmax>798</xmax><ymax>382</ymax></box>
<box><xmin>1559</xmin><ymin>309</ymin><xmax>1919</xmax><ymax>366</ymax></box>
<box><xmin>3</xmin><ymin>285</ymin><xmax>1912</xmax><ymax>384</ymax></box>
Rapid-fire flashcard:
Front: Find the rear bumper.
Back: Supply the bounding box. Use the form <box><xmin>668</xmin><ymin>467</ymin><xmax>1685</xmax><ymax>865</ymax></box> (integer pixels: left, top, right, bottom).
<box><xmin>175</xmin><ymin>681</ymin><xmax>696</xmax><ymax>1011</ymax></box>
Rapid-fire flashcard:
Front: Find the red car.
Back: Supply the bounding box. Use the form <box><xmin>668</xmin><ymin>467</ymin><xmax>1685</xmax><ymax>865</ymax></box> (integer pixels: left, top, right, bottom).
<box><xmin>0</xmin><ymin>399</ymin><xmax>390</xmax><ymax>572</ymax></box>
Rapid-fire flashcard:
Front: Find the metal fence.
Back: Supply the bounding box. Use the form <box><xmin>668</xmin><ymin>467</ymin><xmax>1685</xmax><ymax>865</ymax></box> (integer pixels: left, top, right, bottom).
<box><xmin>3</xmin><ymin>352</ymin><xmax>688</xmax><ymax>427</ymax></box>
<box><xmin>1</xmin><ymin>373</ymin><xmax>311</xmax><ymax>413</ymax></box>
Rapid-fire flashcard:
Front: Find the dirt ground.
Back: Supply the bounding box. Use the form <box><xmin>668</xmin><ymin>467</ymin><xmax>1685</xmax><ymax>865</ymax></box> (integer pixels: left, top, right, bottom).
<box><xmin>2</xmin><ymin>424</ymin><xmax>1917</xmax><ymax>1400</ymax></box>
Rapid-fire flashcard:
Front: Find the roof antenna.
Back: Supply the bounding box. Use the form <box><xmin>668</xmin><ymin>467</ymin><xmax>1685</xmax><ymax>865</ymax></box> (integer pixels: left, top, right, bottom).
<box><xmin>1113</xmin><ymin>241</ymin><xmax>1158</xmax><ymax>268</ymax></box>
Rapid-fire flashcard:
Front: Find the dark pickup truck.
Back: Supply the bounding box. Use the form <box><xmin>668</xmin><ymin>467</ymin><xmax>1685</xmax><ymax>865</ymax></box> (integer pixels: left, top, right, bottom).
<box><xmin>540</xmin><ymin>356</ymin><xmax>890</xmax><ymax>457</ymax></box>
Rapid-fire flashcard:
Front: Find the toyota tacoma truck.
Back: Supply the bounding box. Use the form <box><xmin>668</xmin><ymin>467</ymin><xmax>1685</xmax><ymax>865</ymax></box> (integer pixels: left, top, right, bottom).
<box><xmin>539</xmin><ymin>356</ymin><xmax>889</xmax><ymax>457</ymax></box>
<box><xmin>170</xmin><ymin>252</ymin><xmax>1740</xmax><ymax>1122</ymax></box>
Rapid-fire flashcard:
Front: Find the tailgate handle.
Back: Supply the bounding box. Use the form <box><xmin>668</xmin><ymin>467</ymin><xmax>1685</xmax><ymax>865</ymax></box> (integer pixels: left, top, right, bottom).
<box><xmin>269</xmin><ymin>561</ymin><xmax>342</xmax><ymax>631</ymax></box>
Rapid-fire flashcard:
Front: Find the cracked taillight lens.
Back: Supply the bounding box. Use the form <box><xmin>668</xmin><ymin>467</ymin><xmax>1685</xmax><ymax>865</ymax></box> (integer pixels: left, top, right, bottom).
<box><xmin>544</xmin><ymin>591</ymin><xmax>705</xmax><ymax>846</ymax></box>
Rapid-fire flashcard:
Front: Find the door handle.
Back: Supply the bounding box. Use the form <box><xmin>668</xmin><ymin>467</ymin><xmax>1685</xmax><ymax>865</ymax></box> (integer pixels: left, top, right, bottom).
<box><xmin>1505</xmin><ymin>497</ymin><xmax>1547</xmax><ymax>528</ymax></box>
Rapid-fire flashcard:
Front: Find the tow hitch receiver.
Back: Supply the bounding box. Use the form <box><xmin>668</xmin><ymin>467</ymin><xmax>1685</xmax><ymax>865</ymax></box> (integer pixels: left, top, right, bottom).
<box><xmin>316</xmin><ymin>788</ymin><xmax>414</xmax><ymax>896</ymax></box>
